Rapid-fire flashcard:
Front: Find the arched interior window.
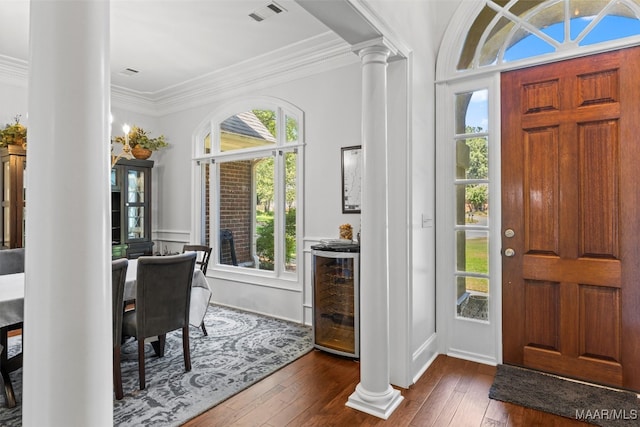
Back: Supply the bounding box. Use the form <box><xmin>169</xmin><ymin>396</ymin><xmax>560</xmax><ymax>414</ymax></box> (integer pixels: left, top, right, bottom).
<box><xmin>458</xmin><ymin>0</ymin><xmax>640</xmax><ymax>70</ymax></box>
<box><xmin>194</xmin><ymin>102</ymin><xmax>303</xmax><ymax>279</ymax></box>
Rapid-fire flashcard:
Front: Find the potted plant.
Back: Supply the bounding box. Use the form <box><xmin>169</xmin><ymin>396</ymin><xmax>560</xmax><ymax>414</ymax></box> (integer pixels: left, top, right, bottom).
<box><xmin>0</xmin><ymin>115</ymin><xmax>27</xmax><ymax>148</ymax></box>
<box><xmin>113</xmin><ymin>125</ymin><xmax>168</xmax><ymax>160</ymax></box>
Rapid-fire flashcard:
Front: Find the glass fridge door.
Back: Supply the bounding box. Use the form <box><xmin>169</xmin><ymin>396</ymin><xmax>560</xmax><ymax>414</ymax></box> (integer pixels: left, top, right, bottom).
<box><xmin>312</xmin><ymin>250</ymin><xmax>359</xmax><ymax>357</ymax></box>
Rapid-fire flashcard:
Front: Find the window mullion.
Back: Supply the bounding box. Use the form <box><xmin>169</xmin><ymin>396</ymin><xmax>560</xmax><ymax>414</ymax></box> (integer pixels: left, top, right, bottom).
<box><xmin>274</xmin><ymin>149</ymin><xmax>285</xmax><ymax>276</ymax></box>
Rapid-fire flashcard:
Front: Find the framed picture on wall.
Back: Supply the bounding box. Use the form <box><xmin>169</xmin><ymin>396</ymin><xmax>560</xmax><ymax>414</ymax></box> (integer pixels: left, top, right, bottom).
<box><xmin>341</xmin><ymin>145</ymin><xmax>362</xmax><ymax>213</ymax></box>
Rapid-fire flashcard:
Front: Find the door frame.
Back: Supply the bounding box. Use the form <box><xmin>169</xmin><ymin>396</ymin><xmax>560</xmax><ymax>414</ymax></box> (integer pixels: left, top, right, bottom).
<box><xmin>435</xmin><ymin>22</ymin><xmax>640</xmax><ymax>366</ymax></box>
<box><xmin>435</xmin><ymin>73</ymin><xmax>502</xmax><ymax>364</ymax></box>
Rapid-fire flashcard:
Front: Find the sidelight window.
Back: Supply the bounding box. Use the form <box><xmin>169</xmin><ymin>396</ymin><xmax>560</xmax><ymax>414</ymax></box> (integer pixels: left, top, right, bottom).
<box><xmin>454</xmin><ymin>89</ymin><xmax>490</xmax><ymax>321</ymax></box>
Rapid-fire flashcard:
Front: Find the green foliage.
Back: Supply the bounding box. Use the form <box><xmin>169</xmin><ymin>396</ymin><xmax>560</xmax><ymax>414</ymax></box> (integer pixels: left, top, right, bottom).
<box><xmin>463</xmin><ymin>127</ymin><xmax>489</xmax><ymax>211</ymax></box>
<box><xmin>255</xmin><ymin>157</ymin><xmax>274</xmax><ymax>212</ymax></box>
<box><xmin>0</xmin><ymin>115</ymin><xmax>27</xmax><ymax>147</ymax></box>
<box><xmin>256</xmin><ymin>208</ymin><xmax>297</xmax><ymax>270</ymax></box>
<box><xmin>252</xmin><ymin>109</ymin><xmax>298</xmax><ymax>269</ymax></box>
<box><xmin>252</xmin><ymin>109</ymin><xmax>276</xmax><ymax>138</ymax></box>
<box><xmin>252</xmin><ymin>117</ymin><xmax>298</xmax><ymax>214</ymax></box>
<box><xmin>464</xmin><ymin>131</ymin><xmax>488</xmax><ymax>180</ymax></box>
<box><xmin>252</xmin><ymin>109</ymin><xmax>299</xmax><ymax>142</ymax></box>
<box><xmin>113</xmin><ymin>125</ymin><xmax>168</xmax><ymax>151</ymax></box>
<box><xmin>467</xmin><ymin>184</ymin><xmax>488</xmax><ymax>211</ymax></box>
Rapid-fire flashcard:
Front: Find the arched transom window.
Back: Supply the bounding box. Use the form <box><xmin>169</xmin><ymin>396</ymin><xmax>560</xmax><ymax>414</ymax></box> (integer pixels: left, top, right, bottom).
<box><xmin>458</xmin><ymin>0</ymin><xmax>640</xmax><ymax>70</ymax></box>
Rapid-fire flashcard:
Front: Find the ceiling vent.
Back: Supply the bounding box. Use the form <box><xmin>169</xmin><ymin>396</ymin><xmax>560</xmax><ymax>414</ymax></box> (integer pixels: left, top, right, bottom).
<box><xmin>249</xmin><ymin>2</ymin><xmax>286</xmax><ymax>22</ymax></box>
<box><xmin>119</xmin><ymin>68</ymin><xmax>139</xmax><ymax>76</ymax></box>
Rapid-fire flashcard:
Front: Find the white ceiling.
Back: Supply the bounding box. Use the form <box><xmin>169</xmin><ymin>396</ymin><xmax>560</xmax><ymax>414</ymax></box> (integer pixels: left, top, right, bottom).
<box><xmin>0</xmin><ymin>0</ymin><xmax>333</xmax><ymax>95</ymax></box>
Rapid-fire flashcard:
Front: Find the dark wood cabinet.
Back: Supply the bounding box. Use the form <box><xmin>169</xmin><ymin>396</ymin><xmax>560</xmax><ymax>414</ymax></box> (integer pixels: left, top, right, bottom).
<box><xmin>111</xmin><ymin>158</ymin><xmax>154</xmax><ymax>259</ymax></box>
<box><xmin>1</xmin><ymin>145</ymin><xmax>26</xmax><ymax>249</ymax></box>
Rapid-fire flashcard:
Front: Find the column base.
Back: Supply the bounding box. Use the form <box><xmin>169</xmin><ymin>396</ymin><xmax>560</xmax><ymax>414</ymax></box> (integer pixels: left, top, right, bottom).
<box><xmin>346</xmin><ymin>383</ymin><xmax>404</xmax><ymax>419</ymax></box>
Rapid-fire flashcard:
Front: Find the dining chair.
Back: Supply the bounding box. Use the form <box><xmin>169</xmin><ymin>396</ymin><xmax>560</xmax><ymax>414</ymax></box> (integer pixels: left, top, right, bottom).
<box><xmin>182</xmin><ymin>245</ymin><xmax>213</xmax><ymax>336</ymax></box>
<box><xmin>219</xmin><ymin>230</ymin><xmax>238</xmax><ymax>266</ymax></box>
<box><xmin>122</xmin><ymin>252</ymin><xmax>197</xmax><ymax>390</ymax></box>
<box><xmin>182</xmin><ymin>244</ymin><xmax>212</xmax><ymax>275</ymax></box>
<box><xmin>0</xmin><ymin>248</ymin><xmax>25</xmax><ymax>275</ymax></box>
<box><xmin>111</xmin><ymin>258</ymin><xmax>128</xmax><ymax>400</ymax></box>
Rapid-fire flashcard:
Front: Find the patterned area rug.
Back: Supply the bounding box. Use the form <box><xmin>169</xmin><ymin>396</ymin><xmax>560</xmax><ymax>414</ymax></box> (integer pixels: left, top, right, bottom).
<box><xmin>0</xmin><ymin>304</ymin><xmax>313</xmax><ymax>426</ymax></box>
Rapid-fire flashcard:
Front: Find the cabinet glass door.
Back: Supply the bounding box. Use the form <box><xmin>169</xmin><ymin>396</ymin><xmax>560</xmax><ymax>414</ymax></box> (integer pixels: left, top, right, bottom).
<box><xmin>3</xmin><ymin>161</ymin><xmax>10</xmax><ymax>248</ymax></box>
<box><xmin>126</xmin><ymin>168</ymin><xmax>146</xmax><ymax>240</ymax></box>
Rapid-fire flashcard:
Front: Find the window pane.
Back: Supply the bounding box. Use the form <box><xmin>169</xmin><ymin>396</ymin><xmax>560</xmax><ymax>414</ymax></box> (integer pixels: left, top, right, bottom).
<box><xmin>255</xmin><ymin>156</ymin><xmax>276</xmax><ymax>270</ymax></box>
<box><xmin>219</xmin><ymin>159</ymin><xmax>263</xmax><ymax>268</ymax></box>
<box><xmin>456</xmin><ymin>276</ymin><xmax>489</xmax><ymax>321</ymax></box>
<box><xmin>203</xmin><ymin>132</ymin><xmax>211</xmax><ymax>155</ymax></box>
<box><xmin>456</xmin><ymin>184</ymin><xmax>489</xmax><ymax>226</ymax></box>
<box><xmin>504</xmin><ymin>29</ymin><xmax>555</xmax><ymax>62</ymax></box>
<box><xmin>458</xmin><ymin>5</ymin><xmax>497</xmax><ymax>70</ymax></box>
<box><xmin>580</xmin><ymin>15</ymin><xmax>640</xmax><ymax>46</ymax></box>
<box><xmin>284</xmin><ymin>151</ymin><xmax>297</xmax><ymax>272</ymax></box>
<box><xmin>456</xmin><ymin>137</ymin><xmax>488</xmax><ymax>179</ymax></box>
<box><xmin>456</xmin><ymin>230</ymin><xmax>489</xmax><ymax>274</ymax></box>
<box><xmin>220</xmin><ymin>110</ymin><xmax>276</xmax><ymax>152</ymax></box>
<box><xmin>455</xmin><ymin>90</ymin><xmax>488</xmax><ymax>133</ymax></box>
<box><xmin>286</xmin><ymin>115</ymin><xmax>298</xmax><ymax>143</ymax></box>
<box><xmin>479</xmin><ymin>16</ymin><xmax>513</xmax><ymax>66</ymax></box>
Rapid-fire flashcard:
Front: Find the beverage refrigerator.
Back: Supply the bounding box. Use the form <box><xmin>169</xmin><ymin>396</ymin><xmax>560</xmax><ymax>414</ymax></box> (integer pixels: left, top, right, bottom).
<box><xmin>311</xmin><ymin>242</ymin><xmax>360</xmax><ymax>358</ymax></box>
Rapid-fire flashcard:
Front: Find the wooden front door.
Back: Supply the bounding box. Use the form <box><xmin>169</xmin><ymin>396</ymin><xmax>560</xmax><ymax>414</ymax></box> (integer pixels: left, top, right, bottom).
<box><xmin>501</xmin><ymin>46</ymin><xmax>640</xmax><ymax>390</ymax></box>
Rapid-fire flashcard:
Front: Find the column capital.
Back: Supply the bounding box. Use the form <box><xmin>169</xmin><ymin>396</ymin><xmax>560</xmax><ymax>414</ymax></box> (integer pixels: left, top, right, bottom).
<box><xmin>352</xmin><ymin>37</ymin><xmax>397</xmax><ymax>61</ymax></box>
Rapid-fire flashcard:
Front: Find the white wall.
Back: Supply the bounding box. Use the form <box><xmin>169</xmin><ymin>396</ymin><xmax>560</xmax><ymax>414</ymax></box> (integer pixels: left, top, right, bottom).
<box><xmin>123</xmin><ymin>62</ymin><xmax>363</xmax><ymax>323</ymax></box>
<box><xmin>0</xmin><ymin>80</ymin><xmax>27</xmax><ymax>128</ymax></box>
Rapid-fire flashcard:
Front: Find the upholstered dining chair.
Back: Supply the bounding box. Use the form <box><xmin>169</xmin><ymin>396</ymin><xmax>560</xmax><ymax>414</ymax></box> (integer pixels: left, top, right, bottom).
<box><xmin>122</xmin><ymin>252</ymin><xmax>197</xmax><ymax>390</ymax></box>
<box><xmin>111</xmin><ymin>258</ymin><xmax>128</xmax><ymax>400</ymax></box>
<box><xmin>0</xmin><ymin>248</ymin><xmax>25</xmax><ymax>275</ymax></box>
<box><xmin>182</xmin><ymin>245</ymin><xmax>213</xmax><ymax>336</ymax></box>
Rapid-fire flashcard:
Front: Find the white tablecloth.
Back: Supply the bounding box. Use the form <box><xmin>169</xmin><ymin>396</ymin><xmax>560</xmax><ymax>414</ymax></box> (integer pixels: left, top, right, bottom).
<box><xmin>0</xmin><ymin>260</ymin><xmax>212</xmax><ymax>330</ymax></box>
<box><xmin>124</xmin><ymin>258</ymin><xmax>212</xmax><ymax>327</ymax></box>
<box><xmin>0</xmin><ymin>273</ymin><xmax>24</xmax><ymax>329</ymax></box>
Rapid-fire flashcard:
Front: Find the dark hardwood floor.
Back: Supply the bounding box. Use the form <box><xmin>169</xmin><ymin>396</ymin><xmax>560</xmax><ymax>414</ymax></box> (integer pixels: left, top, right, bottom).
<box><xmin>183</xmin><ymin>350</ymin><xmax>590</xmax><ymax>426</ymax></box>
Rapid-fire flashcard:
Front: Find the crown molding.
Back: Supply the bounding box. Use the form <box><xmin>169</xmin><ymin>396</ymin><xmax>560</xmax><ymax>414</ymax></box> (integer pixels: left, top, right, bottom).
<box><xmin>146</xmin><ymin>32</ymin><xmax>356</xmax><ymax>116</ymax></box>
<box><xmin>0</xmin><ymin>54</ymin><xmax>27</xmax><ymax>88</ymax></box>
<box><xmin>1</xmin><ymin>32</ymin><xmax>357</xmax><ymax>116</ymax></box>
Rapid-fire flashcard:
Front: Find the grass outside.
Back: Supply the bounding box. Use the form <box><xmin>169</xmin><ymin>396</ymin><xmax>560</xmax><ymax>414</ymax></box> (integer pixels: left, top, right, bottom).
<box><xmin>466</xmin><ymin>237</ymin><xmax>489</xmax><ymax>293</ymax></box>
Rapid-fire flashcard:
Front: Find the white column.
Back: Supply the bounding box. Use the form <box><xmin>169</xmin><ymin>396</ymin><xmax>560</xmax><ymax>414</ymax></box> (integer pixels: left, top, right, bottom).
<box><xmin>346</xmin><ymin>41</ymin><xmax>403</xmax><ymax>419</ymax></box>
<box><xmin>23</xmin><ymin>1</ymin><xmax>112</xmax><ymax>426</ymax></box>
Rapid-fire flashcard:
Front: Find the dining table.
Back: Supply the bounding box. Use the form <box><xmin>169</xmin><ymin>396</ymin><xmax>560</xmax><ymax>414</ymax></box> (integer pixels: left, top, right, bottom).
<box><xmin>0</xmin><ymin>272</ymin><xmax>23</xmax><ymax>408</ymax></box>
<box><xmin>0</xmin><ymin>257</ymin><xmax>212</xmax><ymax>408</ymax></box>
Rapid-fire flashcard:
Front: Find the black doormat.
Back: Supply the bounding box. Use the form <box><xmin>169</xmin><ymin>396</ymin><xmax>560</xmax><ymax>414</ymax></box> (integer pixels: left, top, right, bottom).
<box><xmin>489</xmin><ymin>364</ymin><xmax>640</xmax><ymax>426</ymax></box>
